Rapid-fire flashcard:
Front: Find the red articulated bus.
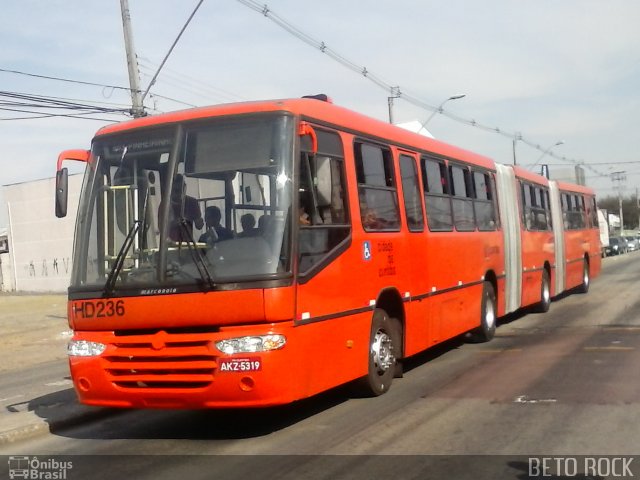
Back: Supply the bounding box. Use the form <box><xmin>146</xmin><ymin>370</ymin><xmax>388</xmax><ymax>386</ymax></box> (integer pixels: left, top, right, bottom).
<box><xmin>55</xmin><ymin>96</ymin><xmax>600</xmax><ymax>408</ymax></box>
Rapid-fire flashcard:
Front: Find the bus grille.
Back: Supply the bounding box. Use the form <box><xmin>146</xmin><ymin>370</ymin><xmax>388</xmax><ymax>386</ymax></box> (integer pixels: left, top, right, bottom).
<box><xmin>104</xmin><ymin>331</ymin><xmax>218</xmax><ymax>390</ymax></box>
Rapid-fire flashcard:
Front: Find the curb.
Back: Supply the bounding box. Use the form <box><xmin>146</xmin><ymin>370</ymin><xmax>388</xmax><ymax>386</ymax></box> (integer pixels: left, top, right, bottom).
<box><xmin>0</xmin><ymin>405</ymin><xmax>117</xmax><ymax>446</ymax></box>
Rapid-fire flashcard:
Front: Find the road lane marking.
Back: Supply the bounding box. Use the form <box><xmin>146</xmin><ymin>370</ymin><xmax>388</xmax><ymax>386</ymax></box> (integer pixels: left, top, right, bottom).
<box><xmin>477</xmin><ymin>348</ymin><xmax>522</xmax><ymax>354</ymax></box>
<box><xmin>514</xmin><ymin>395</ymin><xmax>557</xmax><ymax>404</ymax></box>
<box><xmin>583</xmin><ymin>346</ymin><xmax>634</xmax><ymax>352</ymax></box>
<box><xmin>0</xmin><ymin>394</ymin><xmax>25</xmax><ymax>403</ymax></box>
<box><xmin>44</xmin><ymin>379</ymin><xmax>73</xmax><ymax>387</ymax></box>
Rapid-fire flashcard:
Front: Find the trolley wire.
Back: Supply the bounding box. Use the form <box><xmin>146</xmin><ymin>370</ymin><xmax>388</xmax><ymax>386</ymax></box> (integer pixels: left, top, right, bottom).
<box><xmin>236</xmin><ymin>0</ymin><xmax>611</xmax><ymax>179</ymax></box>
<box><xmin>0</xmin><ymin>67</ymin><xmax>195</xmax><ymax>111</ymax></box>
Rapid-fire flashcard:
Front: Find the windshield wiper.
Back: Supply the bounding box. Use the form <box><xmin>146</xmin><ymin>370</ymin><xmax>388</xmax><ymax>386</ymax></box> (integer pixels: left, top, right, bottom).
<box><xmin>176</xmin><ymin>218</ymin><xmax>216</xmax><ymax>290</ymax></box>
<box><xmin>104</xmin><ymin>220</ymin><xmax>141</xmax><ymax>296</ymax></box>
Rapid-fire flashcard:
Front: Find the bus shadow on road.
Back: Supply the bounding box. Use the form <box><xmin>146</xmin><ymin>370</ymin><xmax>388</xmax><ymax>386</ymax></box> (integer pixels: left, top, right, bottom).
<box><xmin>21</xmin><ymin>382</ymin><xmax>355</xmax><ymax>441</ymax></box>
<box><xmin>25</xmin><ymin>340</ymin><xmax>478</xmax><ymax>441</ymax></box>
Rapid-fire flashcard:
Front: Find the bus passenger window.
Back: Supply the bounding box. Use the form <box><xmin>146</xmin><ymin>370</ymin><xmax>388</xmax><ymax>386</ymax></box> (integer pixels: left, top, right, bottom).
<box><xmin>422</xmin><ymin>157</ymin><xmax>453</xmax><ymax>231</ymax></box>
<box><xmin>473</xmin><ymin>171</ymin><xmax>496</xmax><ymax>231</ymax></box>
<box><xmin>399</xmin><ymin>154</ymin><xmax>424</xmax><ymax>232</ymax></box>
<box><xmin>355</xmin><ymin>142</ymin><xmax>400</xmax><ymax>232</ymax></box>
<box><xmin>450</xmin><ymin>165</ymin><xmax>475</xmax><ymax>232</ymax></box>
<box><xmin>298</xmin><ymin>128</ymin><xmax>351</xmax><ymax>276</ymax></box>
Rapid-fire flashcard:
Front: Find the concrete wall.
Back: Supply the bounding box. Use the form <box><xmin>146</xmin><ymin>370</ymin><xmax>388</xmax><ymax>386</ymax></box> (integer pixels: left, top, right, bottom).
<box><xmin>0</xmin><ymin>252</ymin><xmax>14</xmax><ymax>292</ymax></box>
<box><xmin>3</xmin><ymin>174</ymin><xmax>82</xmax><ymax>292</ymax></box>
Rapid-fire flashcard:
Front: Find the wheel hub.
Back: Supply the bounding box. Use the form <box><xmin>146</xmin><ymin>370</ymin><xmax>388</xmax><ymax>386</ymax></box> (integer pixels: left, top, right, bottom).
<box><xmin>372</xmin><ymin>329</ymin><xmax>394</xmax><ymax>374</ymax></box>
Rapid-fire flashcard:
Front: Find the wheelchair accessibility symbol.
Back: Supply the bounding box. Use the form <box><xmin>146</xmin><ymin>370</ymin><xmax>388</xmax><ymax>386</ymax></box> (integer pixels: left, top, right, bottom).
<box><xmin>362</xmin><ymin>241</ymin><xmax>372</xmax><ymax>261</ymax></box>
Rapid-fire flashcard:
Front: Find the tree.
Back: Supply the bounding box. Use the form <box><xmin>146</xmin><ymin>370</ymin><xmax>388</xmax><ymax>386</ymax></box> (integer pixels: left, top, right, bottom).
<box><xmin>598</xmin><ymin>195</ymin><xmax>640</xmax><ymax>231</ymax></box>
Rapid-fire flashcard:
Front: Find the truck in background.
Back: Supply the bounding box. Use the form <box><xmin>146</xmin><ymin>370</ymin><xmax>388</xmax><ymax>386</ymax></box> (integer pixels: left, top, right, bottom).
<box><xmin>598</xmin><ymin>209</ymin><xmax>609</xmax><ymax>257</ymax></box>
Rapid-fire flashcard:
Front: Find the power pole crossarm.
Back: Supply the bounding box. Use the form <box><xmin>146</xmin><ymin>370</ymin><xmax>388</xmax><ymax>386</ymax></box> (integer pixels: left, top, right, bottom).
<box><xmin>120</xmin><ymin>0</ymin><xmax>145</xmax><ymax>117</ymax></box>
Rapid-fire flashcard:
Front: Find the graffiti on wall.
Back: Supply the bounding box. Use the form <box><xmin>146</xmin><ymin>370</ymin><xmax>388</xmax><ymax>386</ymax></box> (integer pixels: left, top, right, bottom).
<box><xmin>25</xmin><ymin>258</ymin><xmax>71</xmax><ymax>277</ymax></box>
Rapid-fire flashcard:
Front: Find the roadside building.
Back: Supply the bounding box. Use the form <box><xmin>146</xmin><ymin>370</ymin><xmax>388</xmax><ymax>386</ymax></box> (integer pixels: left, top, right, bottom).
<box><xmin>1</xmin><ymin>174</ymin><xmax>82</xmax><ymax>292</ymax></box>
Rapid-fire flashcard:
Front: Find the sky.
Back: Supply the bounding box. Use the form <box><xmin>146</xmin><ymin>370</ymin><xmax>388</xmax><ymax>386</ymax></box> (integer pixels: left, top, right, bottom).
<box><xmin>2</xmin><ymin>0</ymin><xmax>640</xmax><ymax>227</ymax></box>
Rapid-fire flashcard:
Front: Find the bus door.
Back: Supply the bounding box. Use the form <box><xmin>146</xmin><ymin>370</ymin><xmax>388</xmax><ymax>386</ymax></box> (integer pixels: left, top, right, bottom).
<box><xmin>295</xmin><ymin>127</ymin><xmax>354</xmax><ymax>388</ymax></box>
<box><xmin>398</xmin><ymin>153</ymin><xmax>431</xmax><ymax>352</ymax></box>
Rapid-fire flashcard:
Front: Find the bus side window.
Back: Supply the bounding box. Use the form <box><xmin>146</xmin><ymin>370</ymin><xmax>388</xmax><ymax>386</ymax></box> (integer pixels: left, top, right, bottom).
<box><xmin>473</xmin><ymin>170</ymin><xmax>496</xmax><ymax>231</ymax></box>
<box><xmin>535</xmin><ymin>187</ymin><xmax>549</xmax><ymax>231</ymax></box>
<box><xmin>576</xmin><ymin>195</ymin><xmax>586</xmax><ymax>229</ymax></box>
<box><xmin>561</xmin><ymin>193</ymin><xmax>571</xmax><ymax>230</ymax></box>
<box><xmin>589</xmin><ymin>197</ymin><xmax>598</xmax><ymax>228</ymax></box>
<box><xmin>298</xmin><ymin>128</ymin><xmax>351</xmax><ymax>276</ymax></box>
<box><xmin>521</xmin><ymin>182</ymin><xmax>533</xmax><ymax>230</ymax></box>
<box><xmin>399</xmin><ymin>154</ymin><xmax>424</xmax><ymax>232</ymax></box>
<box><xmin>422</xmin><ymin>157</ymin><xmax>453</xmax><ymax>231</ymax></box>
<box><xmin>355</xmin><ymin>142</ymin><xmax>400</xmax><ymax>231</ymax></box>
<box><xmin>450</xmin><ymin>164</ymin><xmax>475</xmax><ymax>232</ymax></box>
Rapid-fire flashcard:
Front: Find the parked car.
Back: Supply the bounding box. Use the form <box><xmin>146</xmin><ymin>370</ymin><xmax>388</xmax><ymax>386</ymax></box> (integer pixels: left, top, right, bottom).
<box><xmin>624</xmin><ymin>236</ymin><xmax>639</xmax><ymax>252</ymax></box>
<box><xmin>606</xmin><ymin>236</ymin><xmax>628</xmax><ymax>256</ymax></box>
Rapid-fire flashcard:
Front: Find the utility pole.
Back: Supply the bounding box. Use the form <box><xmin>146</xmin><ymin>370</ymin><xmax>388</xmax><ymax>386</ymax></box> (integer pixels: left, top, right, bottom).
<box><xmin>512</xmin><ymin>132</ymin><xmax>521</xmax><ymax>165</ymax></box>
<box><xmin>636</xmin><ymin>187</ymin><xmax>639</xmax><ymax>232</ymax></box>
<box><xmin>611</xmin><ymin>171</ymin><xmax>626</xmax><ymax>235</ymax></box>
<box><xmin>387</xmin><ymin>87</ymin><xmax>400</xmax><ymax>124</ymax></box>
<box><xmin>120</xmin><ymin>0</ymin><xmax>145</xmax><ymax>117</ymax></box>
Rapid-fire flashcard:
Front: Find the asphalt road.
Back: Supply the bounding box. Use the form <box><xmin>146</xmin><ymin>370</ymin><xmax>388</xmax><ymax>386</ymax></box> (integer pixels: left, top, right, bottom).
<box><xmin>1</xmin><ymin>254</ymin><xmax>639</xmax><ymax>479</ymax></box>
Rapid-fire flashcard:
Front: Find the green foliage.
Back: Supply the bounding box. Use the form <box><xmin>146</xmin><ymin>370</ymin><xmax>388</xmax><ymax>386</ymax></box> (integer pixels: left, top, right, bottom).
<box><xmin>597</xmin><ymin>195</ymin><xmax>640</xmax><ymax>230</ymax></box>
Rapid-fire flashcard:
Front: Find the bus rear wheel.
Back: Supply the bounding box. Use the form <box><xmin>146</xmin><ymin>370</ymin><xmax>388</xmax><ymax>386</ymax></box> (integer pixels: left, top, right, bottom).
<box><xmin>577</xmin><ymin>260</ymin><xmax>590</xmax><ymax>294</ymax></box>
<box><xmin>354</xmin><ymin>308</ymin><xmax>399</xmax><ymax>397</ymax></box>
<box><xmin>533</xmin><ymin>269</ymin><xmax>551</xmax><ymax>313</ymax></box>
<box><xmin>467</xmin><ymin>281</ymin><xmax>497</xmax><ymax>343</ymax></box>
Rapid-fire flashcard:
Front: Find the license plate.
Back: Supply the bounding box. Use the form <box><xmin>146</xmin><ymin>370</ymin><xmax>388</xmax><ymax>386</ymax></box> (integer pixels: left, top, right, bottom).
<box><xmin>219</xmin><ymin>357</ymin><xmax>262</xmax><ymax>373</ymax></box>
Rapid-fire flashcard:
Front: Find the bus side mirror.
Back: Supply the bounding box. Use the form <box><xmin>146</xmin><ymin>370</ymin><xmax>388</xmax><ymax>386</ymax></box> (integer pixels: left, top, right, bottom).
<box><xmin>55</xmin><ymin>149</ymin><xmax>90</xmax><ymax>218</ymax></box>
<box><xmin>55</xmin><ymin>168</ymin><xmax>69</xmax><ymax>218</ymax></box>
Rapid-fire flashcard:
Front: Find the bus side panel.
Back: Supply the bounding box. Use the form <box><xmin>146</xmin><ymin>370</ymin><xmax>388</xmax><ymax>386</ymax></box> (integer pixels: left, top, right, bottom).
<box><xmin>415</xmin><ymin>230</ymin><xmax>502</xmax><ymax>349</ymax></box>
<box><xmin>564</xmin><ymin>229</ymin><xmax>586</xmax><ymax>289</ymax></box>
<box><xmin>402</xmin><ymin>229</ymin><xmax>434</xmax><ymax>357</ymax></box>
<box><xmin>294</xmin><ymin>244</ymin><xmax>373</xmax><ymax>394</ymax></box>
<box><xmin>294</xmin><ymin>312</ymin><xmax>372</xmax><ymax>399</ymax></box>
<box><xmin>520</xmin><ymin>230</ymin><xmax>555</xmax><ymax>306</ymax></box>
<box><xmin>563</xmin><ymin>227</ymin><xmax>601</xmax><ymax>290</ymax></box>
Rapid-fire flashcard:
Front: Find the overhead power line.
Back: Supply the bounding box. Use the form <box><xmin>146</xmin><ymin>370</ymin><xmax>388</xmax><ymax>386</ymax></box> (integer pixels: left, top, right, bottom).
<box><xmin>0</xmin><ymin>67</ymin><xmax>195</xmax><ymax>110</ymax></box>
<box><xmin>140</xmin><ymin>0</ymin><xmax>205</xmax><ymax>105</ymax></box>
<box><xmin>138</xmin><ymin>57</ymin><xmax>245</xmax><ymax>103</ymax></box>
<box><xmin>0</xmin><ymin>88</ymin><xmax>131</xmax><ymax>122</ymax></box>
<box><xmin>236</xmin><ymin>0</ymin><xmax>609</xmax><ymax>179</ymax></box>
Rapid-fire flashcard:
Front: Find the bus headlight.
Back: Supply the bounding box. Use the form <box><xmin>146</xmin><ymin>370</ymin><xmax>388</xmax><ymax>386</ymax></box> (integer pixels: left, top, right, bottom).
<box><xmin>215</xmin><ymin>335</ymin><xmax>286</xmax><ymax>354</ymax></box>
<box><xmin>67</xmin><ymin>340</ymin><xmax>106</xmax><ymax>357</ymax></box>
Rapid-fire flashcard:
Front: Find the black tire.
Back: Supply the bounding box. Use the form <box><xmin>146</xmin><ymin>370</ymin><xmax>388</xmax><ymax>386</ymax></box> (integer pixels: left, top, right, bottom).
<box><xmin>533</xmin><ymin>269</ymin><xmax>551</xmax><ymax>313</ymax></box>
<box><xmin>467</xmin><ymin>282</ymin><xmax>497</xmax><ymax>343</ymax></box>
<box><xmin>354</xmin><ymin>309</ymin><xmax>400</xmax><ymax>397</ymax></box>
<box><xmin>577</xmin><ymin>260</ymin><xmax>590</xmax><ymax>294</ymax></box>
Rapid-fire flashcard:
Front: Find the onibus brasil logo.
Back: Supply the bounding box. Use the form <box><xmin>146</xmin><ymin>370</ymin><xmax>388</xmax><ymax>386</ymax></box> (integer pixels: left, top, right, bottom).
<box><xmin>8</xmin><ymin>456</ymin><xmax>73</xmax><ymax>479</ymax></box>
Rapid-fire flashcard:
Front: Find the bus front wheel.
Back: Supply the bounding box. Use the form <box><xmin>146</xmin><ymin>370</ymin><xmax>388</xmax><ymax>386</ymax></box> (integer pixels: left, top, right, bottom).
<box><xmin>354</xmin><ymin>308</ymin><xmax>400</xmax><ymax>397</ymax></box>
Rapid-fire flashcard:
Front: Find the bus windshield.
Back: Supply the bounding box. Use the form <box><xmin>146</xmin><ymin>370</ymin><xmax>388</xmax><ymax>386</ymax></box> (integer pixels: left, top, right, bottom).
<box><xmin>71</xmin><ymin>114</ymin><xmax>294</xmax><ymax>293</ymax></box>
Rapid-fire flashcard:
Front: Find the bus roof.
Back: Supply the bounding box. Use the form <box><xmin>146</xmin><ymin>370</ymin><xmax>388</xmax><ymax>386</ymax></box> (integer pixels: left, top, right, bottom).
<box><xmin>554</xmin><ymin>180</ymin><xmax>595</xmax><ymax>196</ymax></box>
<box><xmin>512</xmin><ymin>165</ymin><xmax>550</xmax><ymax>186</ymax></box>
<box><xmin>95</xmin><ymin>97</ymin><xmax>496</xmax><ymax>170</ymax></box>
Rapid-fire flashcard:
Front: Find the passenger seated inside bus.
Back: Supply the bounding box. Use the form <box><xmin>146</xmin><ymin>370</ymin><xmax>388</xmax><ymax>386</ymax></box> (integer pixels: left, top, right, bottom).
<box><xmin>258</xmin><ymin>214</ymin><xmax>275</xmax><ymax>236</ymax></box>
<box><xmin>164</xmin><ymin>174</ymin><xmax>204</xmax><ymax>242</ymax></box>
<box><xmin>199</xmin><ymin>206</ymin><xmax>233</xmax><ymax>245</ymax></box>
<box><xmin>361</xmin><ymin>207</ymin><xmax>383</xmax><ymax>230</ymax></box>
<box><xmin>238</xmin><ymin>213</ymin><xmax>259</xmax><ymax>237</ymax></box>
